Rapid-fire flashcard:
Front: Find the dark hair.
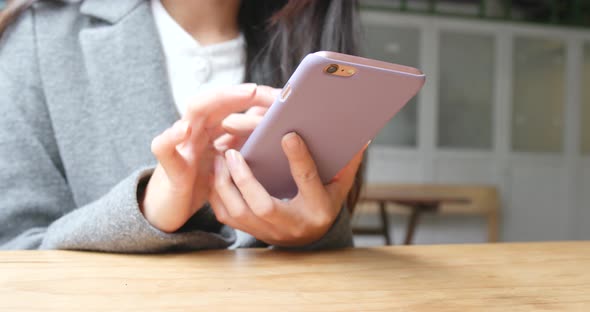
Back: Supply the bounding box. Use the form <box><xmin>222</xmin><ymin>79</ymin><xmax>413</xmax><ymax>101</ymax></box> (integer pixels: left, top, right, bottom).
<box><xmin>0</xmin><ymin>0</ymin><xmax>365</xmax><ymax>212</ymax></box>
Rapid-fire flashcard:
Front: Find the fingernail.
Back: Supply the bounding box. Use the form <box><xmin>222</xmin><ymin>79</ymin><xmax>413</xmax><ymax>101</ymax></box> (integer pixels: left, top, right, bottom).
<box><xmin>233</xmin><ymin>83</ymin><xmax>257</xmax><ymax>96</ymax></box>
<box><xmin>283</xmin><ymin>132</ymin><xmax>300</xmax><ymax>151</ymax></box>
<box><xmin>225</xmin><ymin>149</ymin><xmax>242</xmax><ymax>173</ymax></box>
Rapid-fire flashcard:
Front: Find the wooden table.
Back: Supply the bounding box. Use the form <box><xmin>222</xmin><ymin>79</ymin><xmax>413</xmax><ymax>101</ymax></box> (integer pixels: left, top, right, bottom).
<box><xmin>356</xmin><ymin>184</ymin><xmax>500</xmax><ymax>245</ymax></box>
<box><xmin>1</xmin><ymin>242</ymin><xmax>589</xmax><ymax>311</ymax></box>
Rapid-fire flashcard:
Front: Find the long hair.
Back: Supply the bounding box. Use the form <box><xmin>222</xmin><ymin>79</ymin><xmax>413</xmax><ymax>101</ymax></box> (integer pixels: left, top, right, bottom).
<box><xmin>0</xmin><ymin>0</ymin><xmax>365</xmax><ymax>213</ymax></box>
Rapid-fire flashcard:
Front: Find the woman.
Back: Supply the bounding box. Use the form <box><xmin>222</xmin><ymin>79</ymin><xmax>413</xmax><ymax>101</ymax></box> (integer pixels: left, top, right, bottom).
<box><xmin>0</xmin><ymin>0</ymin><xmax>364</xmax><ymax>252</ymax></box>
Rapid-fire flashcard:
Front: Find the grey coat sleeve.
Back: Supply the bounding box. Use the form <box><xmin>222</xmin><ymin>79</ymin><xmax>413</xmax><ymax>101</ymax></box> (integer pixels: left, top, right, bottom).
<box><xmin>0</xmin><ymin>11</ymin><xmax>234</xmax><ymax>252</ymax></box>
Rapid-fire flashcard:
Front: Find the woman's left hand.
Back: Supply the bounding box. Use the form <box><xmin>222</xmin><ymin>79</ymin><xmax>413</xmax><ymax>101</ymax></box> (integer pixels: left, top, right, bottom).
<box><xmin>209</xmin><ymin>132</ymin><xmax>365</xmax><ymax>247</ymax></box>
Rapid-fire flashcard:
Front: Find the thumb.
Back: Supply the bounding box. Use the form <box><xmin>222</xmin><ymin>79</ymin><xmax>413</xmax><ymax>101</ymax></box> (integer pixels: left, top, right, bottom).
<box><xmin>282</xmin><ymin>132</ymin><xmax>326</xmax><ymax>199</ymax></box>
<box><xmin>151</xmin><ymin>120</ymin><xmax>191</xmax><ymax>178</ymax></box>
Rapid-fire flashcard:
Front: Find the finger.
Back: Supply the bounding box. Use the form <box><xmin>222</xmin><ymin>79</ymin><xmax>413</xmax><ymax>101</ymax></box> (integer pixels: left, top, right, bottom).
<box><xmin>216</xmin><ymin>110</ymin><xmax>266</xmax><ymax>151</ymax></box>
<box><xmin>176</xmin><ymin>118</ymin><xmax>209</xmax><ymax>165</ymax></box>
<box><xmin>210</xmin><ymin>188</ymin><xmax>282</xmax><ymax>245</ymax></box>
<box><xmin>213</xmin><ymin>155</ymin><xmax>249</xmax><ymax>216</ymax></box>
<box><xmin>184</xmin><ymin>84</ymin><xmax>275</xmax><ymax>129</ymax></box>
<box><xmin>326</xmin><ymin>144</ymin><xmax>367</xmax><ymax>200</ymax></box>
<box><xmin>281</xmin><ymin>132</ymin><xmax>326</xmax><ymax>199</ymax></box>
<box><xmin>190</xmin><ymin>144</ymin><xmax>215</xmax><ymax>204</ymax></box>
<box><xmin>213</xmin><ymin>155</ymin><xmax>272</xmax><ymax>234</ymax></box>
<box><xmin>222</xmin><ymin>114</ymin><xmax>263</xmax><ymax>137</ymax></box>
<box><xmin>211</xmin><ymin>106</ymin><xmax>268</xmax><ymax>141</ymax></box>
<box><xmin>330</xmin><ymin>142</ymin><xmax>369</xmax><ymax>182</ymax></box>
<box><xmin>184</xmin><ymin>83</ymin><xmax>255</xmax><ymax>125</ymax></box>
<box><xmin>207</xmin><ymin>124</ymin><xmax>227</xmax><ymax>141</ymax></box>
<box><xmin>213</xmin><ymin>133</ymin><xmax>238</xmax><ymax>154</ymax></box>
<box><xmin>224</xmin><ymin>149</ymin><xmax>277</xmax><ymax>221</ymax></box>
<box><xmin>213</xmin><ymin>135</ymin><xmax>248</xmax><ymax>153</ymax></box>
<box><xmin>151</xmin><ymin>120</ymin><xmax>191</xmax><ymax>177</ymax></box>
<box><xmin>245</xmin><ymin>106</ymin><xmax>269</xmax><ymax>116</ymax></box>
<box><xmin>209</xmin><ymin>189</ymin><xmax>233</xmax><ymax>227</ymax></box>
<box><xmin>253</xmin><ymin>85</ymin><xmax>281</xmax><ymax>107</ymax></box>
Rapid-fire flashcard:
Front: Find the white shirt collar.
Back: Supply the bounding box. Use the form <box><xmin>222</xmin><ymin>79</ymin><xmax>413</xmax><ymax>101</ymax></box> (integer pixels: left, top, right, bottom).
<box><xmin>150</xmin><ymin>0</ymin><xmax>246</xmax><ymax>115</ymax></box>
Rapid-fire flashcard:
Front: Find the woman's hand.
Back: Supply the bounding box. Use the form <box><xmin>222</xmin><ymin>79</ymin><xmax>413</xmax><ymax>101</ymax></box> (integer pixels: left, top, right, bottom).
<box><xmin>140</xmin><ymin>84</ymin><xmax>276</xmax><ymax>233</ymax></box>
<box><xmin>209</xmin><ymin>132</ymin><xmax>365</xmax><ymax>247</ymax></box>
<box><xmin>213</xmin><ymin>100</ymin><xmax>271</xmax><ymax>153</ymax></box>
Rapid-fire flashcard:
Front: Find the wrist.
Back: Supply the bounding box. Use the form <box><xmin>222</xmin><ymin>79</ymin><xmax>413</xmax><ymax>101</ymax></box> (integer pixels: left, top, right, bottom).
<box><xmin>140</xmin><ymin>175</ymin><xmax>194</xmax><ymax>233</ymax></box>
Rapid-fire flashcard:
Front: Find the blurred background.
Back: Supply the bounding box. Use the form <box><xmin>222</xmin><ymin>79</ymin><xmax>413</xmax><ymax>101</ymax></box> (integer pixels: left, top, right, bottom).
<box><xmin>1</xmin><ymin>0</ymin><xmax>587</xmax><ymax>246</ymax></box>
<box><xmin>354</xmin><ymin>0</ymin><xmax>590</xmax><ymax>246</ymax></box>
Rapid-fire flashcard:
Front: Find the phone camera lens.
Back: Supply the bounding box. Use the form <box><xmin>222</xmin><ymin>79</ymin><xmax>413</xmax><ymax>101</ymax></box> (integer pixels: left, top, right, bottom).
<box><xmin>326</xmin><ymin>64</ymin><xmax>339</xmax><ymax>74</ymax></box>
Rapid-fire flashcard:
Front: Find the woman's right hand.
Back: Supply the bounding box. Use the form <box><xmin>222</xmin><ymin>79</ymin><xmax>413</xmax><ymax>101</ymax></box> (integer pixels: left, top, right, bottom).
<box><xmin>139</xmin><ymin>84</ymin><xmax>276</xmax><ymax>233</ymax></box>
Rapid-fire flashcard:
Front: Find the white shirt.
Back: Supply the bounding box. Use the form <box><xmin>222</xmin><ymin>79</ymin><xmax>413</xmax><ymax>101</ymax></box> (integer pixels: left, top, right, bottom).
<box><xmin>151</xmin><ymin>0</ymin><xmax>246</xmax><ymax>116</ymax></box>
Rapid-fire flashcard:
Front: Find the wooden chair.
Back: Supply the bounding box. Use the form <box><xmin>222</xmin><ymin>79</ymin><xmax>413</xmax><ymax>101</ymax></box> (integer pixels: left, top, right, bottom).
<box><xmin>352</xmin><ymin>184</ymin><xmax>501</xmax><ymax>245</ymax></box>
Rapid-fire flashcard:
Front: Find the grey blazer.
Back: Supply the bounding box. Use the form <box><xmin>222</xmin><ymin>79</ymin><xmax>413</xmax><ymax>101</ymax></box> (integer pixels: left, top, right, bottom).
<box><xmin>0</xmin><ymin>0</ymin><xmax>353</xmax><ymax>252</ymax></box>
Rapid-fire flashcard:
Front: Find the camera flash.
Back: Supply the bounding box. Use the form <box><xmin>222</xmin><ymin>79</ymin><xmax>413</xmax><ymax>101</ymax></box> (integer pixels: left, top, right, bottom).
<box><xmin>326</xmin><ymin>64</ymin><xmax>356</xmax><ymax>77</ymax></box>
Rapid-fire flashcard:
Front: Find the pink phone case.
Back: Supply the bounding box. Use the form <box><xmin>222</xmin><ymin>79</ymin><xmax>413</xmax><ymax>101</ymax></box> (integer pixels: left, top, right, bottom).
<box><xmin>240</xmin><ymin>51</ymin><xmax>426</xmax><ymax>199</ymax></box>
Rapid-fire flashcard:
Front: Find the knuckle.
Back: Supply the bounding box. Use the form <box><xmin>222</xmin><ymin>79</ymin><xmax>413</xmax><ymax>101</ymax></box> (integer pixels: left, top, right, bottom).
<box><xmin>190</xmin><ymin>91</ymin><xmax>223</xmax><ymax>112</ymax></box>
<box><xmin>232</xmin><ymin>173</ymin><xmax>251</xmax><ymax>189</ymax></box>
<box><xmin>185</xmin><ymin>106</ymin><xmax>208</xmax><ymax>122</ymax></box>
<box><xmin>150</xmin><ymin>136</ymin><xmax>164</xmax><ymax>156</ymax></box>
<box><xmin>289</xmin><ymin>225</ymin><xmax>306</xmax><ymax>240</ymax></box>
<box><xmin>314</xmin><ymin>210</ymin><xmax>333</xmax><ymax>229</ymax></box>
<box><xmin>252</xmin><ymin>200</ymin><xmax>276</xmax><ymax>219</ymax></box>
<box><xmin>150</xmin><ymin>137</ymin><xmax>159</xmax><ymax>155</ymax></box>
<box><xmin>215</xmin><ymin>214</ymin><xmax>227</xmax><ymax>224</ymax></box>
<box><xmin>295</xmin><ymin>167</ymin><xmax>318</xmax><ymax>183</ymax></box>
<box><xmin>213</xmin><ymin>209</ymin><xmax>228</xmax><ymax>224</ymax></box>
<box><xmin>228</xmin><ymin>205</ymin><xmax>248</xmax><ymax>220</ymax></box>
<box><xmin>214</xmin><ymin>175</ymin><xmax>230</xmax><ymax>189</ymax></box>
<box><xmin>268</xmin><ymin>231</ymin><xmax>285</xmax><ymax>243</ymax></box>
<box><xmin>187</xmin><ymin>97</ymin><xmax>207</xmax><ymax>112</ymax></box>
<box><xmin>211</xmin><ymin>89</ymin><xmax>227</xmax><ymax>100</ymax></box>
<box><xmin>272</xmin><ymin>231</ymin><xmax>289</xmax><ymax>243</ymax></box>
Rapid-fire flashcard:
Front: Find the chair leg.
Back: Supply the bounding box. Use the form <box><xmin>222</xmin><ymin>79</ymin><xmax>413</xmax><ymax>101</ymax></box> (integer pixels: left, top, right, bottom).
<box><xmin>404</xmin><ymin>207</ymin><xmax>422</xmax><ymax>245</ymax></box>
<box><xmin>379</xmin><ymin>201</ymin><xmax>392</xmax><ymax>245</ymax></box>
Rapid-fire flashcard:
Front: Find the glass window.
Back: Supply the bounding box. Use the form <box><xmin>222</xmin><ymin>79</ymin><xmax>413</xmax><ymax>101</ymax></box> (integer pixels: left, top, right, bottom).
<box><xmin>512</xmin><ymin>37</ymin><xmax>565</xmax><ymax>153</ymax></box>
<box><xmin>361</xmin><ymin>23</ymin><xmax>420</xmax><ymax>147</ymax></box>
<box><xmin>438</xmin><ymin>32</ymin><xmax>494</xmax><ymax>149</ymax></box>
<box><xmin>583</xmin><ymin>43</ymin><xmax>590</xmax><ymax>155</ymax></box>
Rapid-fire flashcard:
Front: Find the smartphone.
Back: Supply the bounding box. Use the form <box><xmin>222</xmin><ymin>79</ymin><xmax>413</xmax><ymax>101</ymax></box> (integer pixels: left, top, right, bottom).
<box><xmin>240</xmin><ymin>51</ymin><xmax>426</xmax><ymax>199</ymax></box>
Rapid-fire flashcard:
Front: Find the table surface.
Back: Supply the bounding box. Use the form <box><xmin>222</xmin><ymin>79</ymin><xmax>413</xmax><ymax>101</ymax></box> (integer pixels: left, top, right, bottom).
<box><xmin>1</xmin><ymin>242</ymin><xmax>589</xmax><ymax>311</ymax></box>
